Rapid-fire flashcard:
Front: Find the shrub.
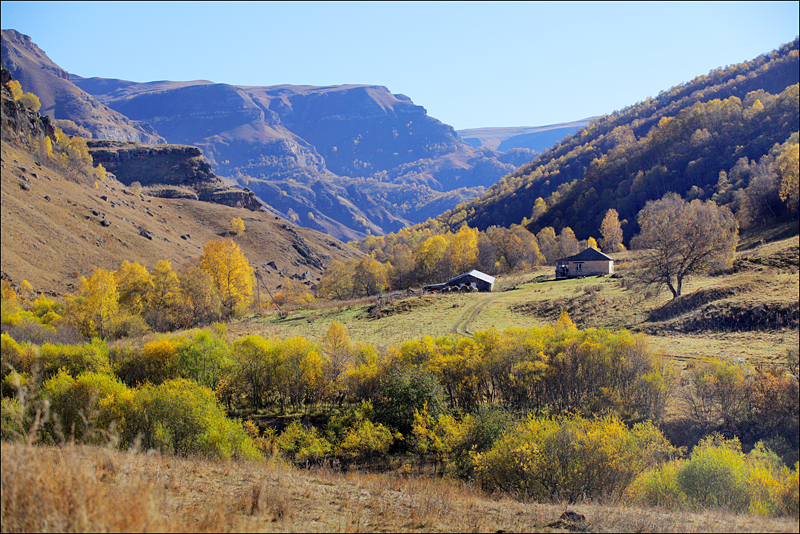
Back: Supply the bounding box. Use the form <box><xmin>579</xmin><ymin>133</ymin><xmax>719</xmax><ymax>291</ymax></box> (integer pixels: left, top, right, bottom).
<box><xmin>474</xmin><ymin>414</ymin><xmax>675</xmax><ymax>502</ymax></box>
<box><xmin>120</xmin><ymin>378</ymin><xmax>260</xmax><ymax>460</ymax></box>
<box><xmin>373</xmin><ymin>366</ymin><xmax>445</xmax><ymax>440</ymax></box>
<box><xmin>38</xmin><ymin>370</ymin><xmax>130</xmax><ymax>444</ymax></box>
<box><xmin>336</xmin><ymin>419</ymin><xmax>395</xmax><ymax>461</ymax></box>
<box><xmin>275</xmin><ymin>420</ymin><xmax>331</xmax><ymax>463</ymax></box>
<box><xmin>37</xmin><ymin>339</ymin><xmax>111</xmax><ymax>381</ymax></box>
<box><xmin>627</xmin><ymin>435</ymin><xmax>799</xmax><ymax>517</ymax></box>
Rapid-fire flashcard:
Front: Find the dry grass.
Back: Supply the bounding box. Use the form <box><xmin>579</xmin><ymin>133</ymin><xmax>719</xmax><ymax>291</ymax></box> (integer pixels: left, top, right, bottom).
<box><xmin>3</xmin><ymin>442</ymin><xmax>798</xmax><ymax>533</ymax></box>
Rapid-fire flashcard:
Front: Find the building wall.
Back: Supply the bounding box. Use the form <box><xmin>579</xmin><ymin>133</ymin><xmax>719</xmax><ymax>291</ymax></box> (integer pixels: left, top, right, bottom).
<box><xmin>557</xmin><ymin>260</ymin><xmax>613</xmax><ymax>278</ymax></box>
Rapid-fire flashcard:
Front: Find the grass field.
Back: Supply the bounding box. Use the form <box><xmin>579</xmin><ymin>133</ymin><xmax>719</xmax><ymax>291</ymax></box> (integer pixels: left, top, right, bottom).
<box><xmin>228</xmin><ymin>236</ymin><xmax>798</xmax><ymax>370</ymax></box>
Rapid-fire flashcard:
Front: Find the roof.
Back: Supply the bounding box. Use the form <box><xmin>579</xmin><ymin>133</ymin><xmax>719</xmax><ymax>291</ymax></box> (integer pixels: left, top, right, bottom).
<box><xmin>558</xmin><ymin>248</ymin><xmax>615</xmax><ymax>263</ymax></box>
<box><xmin>447</xmin><ymin>270</ymin><xmax>495</xmax><ymax>285</ymax></box>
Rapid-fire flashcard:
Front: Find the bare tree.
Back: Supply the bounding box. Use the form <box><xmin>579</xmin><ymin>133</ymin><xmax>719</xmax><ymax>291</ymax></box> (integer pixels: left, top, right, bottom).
<box><xmin>631</xmin><ymin>193</ymin><xmax>738</xmax><ymax>298</ymax></box>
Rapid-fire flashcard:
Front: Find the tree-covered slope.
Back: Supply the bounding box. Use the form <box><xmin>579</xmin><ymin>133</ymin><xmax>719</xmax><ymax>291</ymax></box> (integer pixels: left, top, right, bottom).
<box><xmin>438</xmin><ymin>39</ymin><xmax>799</xmax><ymax>242</ymax></box>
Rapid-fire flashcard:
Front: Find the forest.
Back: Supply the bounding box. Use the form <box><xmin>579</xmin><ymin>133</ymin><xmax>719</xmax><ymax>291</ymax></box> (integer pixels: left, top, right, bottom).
<box><xmin>437</xmin><ymin>39</ymin><xmax>799</xmax><ymax>242</ymax></box>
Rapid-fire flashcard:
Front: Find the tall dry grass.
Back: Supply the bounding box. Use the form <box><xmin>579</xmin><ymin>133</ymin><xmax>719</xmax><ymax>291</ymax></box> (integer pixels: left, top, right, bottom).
<box><xmin>3</xmin><ymin>441</ymin><xmax>799</xmax><ymax>533</ymax></box>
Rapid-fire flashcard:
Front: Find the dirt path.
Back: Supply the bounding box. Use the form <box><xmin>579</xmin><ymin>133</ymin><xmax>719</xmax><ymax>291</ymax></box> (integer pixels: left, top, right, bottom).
<box><xmin>452</xmin><ymin>295</ymin><xmax>500</xmax><ymax>337</ymax></box>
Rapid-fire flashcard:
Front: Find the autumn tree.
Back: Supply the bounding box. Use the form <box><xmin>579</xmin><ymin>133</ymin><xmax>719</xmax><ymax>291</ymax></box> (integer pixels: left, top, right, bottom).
<box><xmin>599</xmin><ymin>209</ymin><xmax>624</xmax><ymax>252</ymax></box>
<box><xmin>230</xmin><ymin>217</ymin><xmax>245</xmax><ymax>235</ymax></box>
<box><xmin>66</xmin><ymin>269</ymin><xmax>119</xmax><ymax>339</ymax></box>
<box><xmin>777</xmin><ymin>142</ymin><xmax>799</xmax><ymax>214</ymax></box>
<box><xmin>200</xmin><ymin>239</ymin><xmax>254</xmax><ymax>315</ymax></box>
<box><xmin>145</xmin><ymin>260</ymin><xmax>180</xmax><ymax>331</ymax></box>
<box><xmin>445</xmin><ymin>226</ymin><xmax>479</xmax><ymax>276</ymax></box>
<box><xmin>353</xmin><ymin>256</ymin><xmax>389</xmax><ymax>296</ymax></box>
<box><xmin>114</xmin><ymin>261</ymin><xmax>152</xmax><ymax>316</ymax></box>
<box><xmin>415</xmin><ymin>235</ymin><xmax>449</xmax><ymax>283</ymax></box>
<box><xmin>631</xmin><ymin>193</ymin><xmax>738</xmax><ymax>298</ymax></box>
<box><xmin>175</xmin><ymin>265</ymin><xmax>223</xmax><ymax>327</ymax></box>
<box><xmin>317</xmin><ymin>259</ymin><xmax>356</xmax><ymax>300</ymax></box>
<box><xmin>388</xmin><ymin>244</ymin><xmax>415</xmax><ymax>289</ymax></box>
<box><xmin>322</xmin><ymin>322</ymin><xmax>353</xmax><ymax>399</ymax></box>
<box><xmin>536</xmin><ymin>227</ymin><xmax>559</xmax><ymax>263</ymax></box>
<box><xmin>558</xmin><ymin>227</ymin><xmax>580</xmax><ymax>258</ymax></box>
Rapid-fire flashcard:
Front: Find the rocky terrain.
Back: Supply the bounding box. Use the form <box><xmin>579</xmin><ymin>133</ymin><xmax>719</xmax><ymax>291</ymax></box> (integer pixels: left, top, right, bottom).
<box><xmin>2</xmin><ymin>30</ymin><xmax>544</xmax><ymax>240</ymax></box>
<box><xmin>0</xmin><ymin>29</ymin><xmax>165</xmax><ymax>144</ymax></box>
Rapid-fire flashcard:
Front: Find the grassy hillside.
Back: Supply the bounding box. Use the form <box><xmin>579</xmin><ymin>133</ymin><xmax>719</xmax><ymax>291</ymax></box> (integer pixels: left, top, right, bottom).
<box><xmin>438</xmin><ymin>39</ymin><xmax>799</xmax><ymax>240</ymax></box>
<box><xmin>229</xmin><ymin>235</ymin><xmax>797</xmax><ymax>368</ymax></box>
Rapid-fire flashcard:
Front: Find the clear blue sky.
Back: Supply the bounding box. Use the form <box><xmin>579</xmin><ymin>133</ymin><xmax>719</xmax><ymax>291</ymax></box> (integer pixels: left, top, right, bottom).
<box><xmin>2</xmin><ymin>1</ymin><xmax>798</xmax><ymax>130</ymax></box>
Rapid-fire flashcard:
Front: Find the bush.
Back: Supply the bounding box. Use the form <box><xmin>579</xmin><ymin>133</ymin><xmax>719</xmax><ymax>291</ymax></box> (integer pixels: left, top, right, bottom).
<box><xmin>38</xmin><ymin>370</ymin><xmax>130</xmax><ymax>444</ymax></box>
<box><xmin>373</xmin><ymin>366</ymin><xmax>445</xmax><ymax>440</ymax></box>
<box><xmin>37</xmin><ymin>339</ymin><xmax>111</xmax><ymax>381</ymax></box>
<box><xmin>474</xmin><ymin>414</ymin><xmax>675</xmax><ymax>502</ymax></box>
<box><xmin>627</xmin><ymin>435</ymin><xmax>799</xmax><ymax>517</ymax></box>
<box><xmin>120</xmin><ymin>378</ymin><xmax>260</xmax><ymax>461</ymax></box>
<box><xmin>275</xmin><ymin>420</ymin><xmax>331</xmax><ymax>463</ymax></box>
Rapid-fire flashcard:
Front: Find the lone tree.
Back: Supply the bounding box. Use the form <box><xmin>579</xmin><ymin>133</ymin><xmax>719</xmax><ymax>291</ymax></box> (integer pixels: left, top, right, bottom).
<box><xmin>631</xmin><ymin>192</ymin><xmax>738</xmax><ymax>299</ymax></box>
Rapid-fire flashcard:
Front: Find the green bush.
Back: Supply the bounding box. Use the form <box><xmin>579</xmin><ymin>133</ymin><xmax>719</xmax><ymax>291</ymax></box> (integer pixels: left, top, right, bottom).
<box><xmin>37</xmin><ymin>339</ymin><xmax>111</xmax><ymax>381</ymax></box>
<box><xmin>475</xmin><ymin>414</ymin><xmax>675</xmax><ymax>502</ymax></box>
<box><xmin>38</xmin><ymin>370</ymin><xmax>130</xmax><ymax>443</ymax></box>
<box><xmin>627</xmin><ymin>435</ymin><xmax>799</xmax><ymax>517</ymax></box>
<box><xmin>275</xmin><ymin>420</ymin><xmax>332</xmax><ymax>463</ymax></box>
<box><xmin>120</xmin><ymin>378</ymin><xmax>260</xmax><ymax>460</ymax></box>
<box><xmin>373</xmin><ymin>366</ymin><xmax>444</xmax><ymax>440</ymax></box>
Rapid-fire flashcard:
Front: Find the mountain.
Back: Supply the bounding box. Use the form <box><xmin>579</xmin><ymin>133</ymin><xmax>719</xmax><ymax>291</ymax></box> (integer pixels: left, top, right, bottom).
<box><xmin>0</xmin><ymin>29</ymin><xmax>164</xmax><ymax>144</ymax></box>
<box><xmin>0</xmin><ymin>67</ymin><xmax>361</xmax><ymax>296</ymax></box>
<box><xmin>71</xmin><ymin>76</ymin><xmax>536</xmax><ymax>239</ymax></box>
<box><xmin>438</xmin><ymin>39</ymin><xmax>800</xmax><ymax>241</ymax></box>
<box><xmin>457</xmin><ymin>119</ymin><xmax>597</xmax><ymax>152</ymax></box>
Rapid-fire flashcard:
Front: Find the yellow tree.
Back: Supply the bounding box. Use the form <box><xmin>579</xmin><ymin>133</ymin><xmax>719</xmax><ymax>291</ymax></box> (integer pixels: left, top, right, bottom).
<box><xmin>146</xmin><ymin>260</ymin><xmax>180</xmax><ymax>331</ymax></box>
<box><xmin>536</xmin><ymin>227</ymin><xmax>559</xmax><ymax>263</ymax></box>
<box><xmin>558</xmin><ymin>227</ymin><xmax>580</xmax><ymax>257</ymax></box>
<box><xmin>230</xmin><ymin>217</ymin><xmax>245</xmax><ymax>235</ymax></box>
<box><xmin>114</xmin><ymin>260</ymin><xmax>152</xmax><ymax>315</ymax></box>
<box><xmin>322</xmin><ymin>322</ymin><xmax>353</xmax><ymax>396</ymax></box>
<box><xmin>352</xmin><ymin>256</ymin><xmax>389</xmax><ymax>297</ymax></box>
<box><xmin>200</xmin><ymin>239</ymin><xmax>254</xmax><ymax>314</ymax></box>
<box><xmin>777</xmin><ymin>142</ymin><xmax>799</xmax><ymax>214</ymax></box>
<box><xmin>600</xmin><ymin>209</ymin><xmax>624</xmax><ymax>252</ymax></box>
<box><xmin>414</xmin><ymin>234</ymin><xmax>448</xmax><ymax>283</ymax></box>
<box><xmin>317</xmin><ymin>259</ymin><xmax>356</xmax><ymax>300</ymax></box>
<box><xmin>175</xmin><ymin>265</ymin><xmax>222</xmax><ymax>327</ymax></box>
<box><xmin>67</xmin><ymin>269</ymin><xmax>119</xmax><ymax>339</ymax></box>
<box><xmin>587</xmin><ymin>236</ymin><xmax>600</xmax><ymax>251</ymax></box>
<box><xmin>446</xmin><ymin>226</ymin><xmax>479</xmax><ymax>276</ymax></box>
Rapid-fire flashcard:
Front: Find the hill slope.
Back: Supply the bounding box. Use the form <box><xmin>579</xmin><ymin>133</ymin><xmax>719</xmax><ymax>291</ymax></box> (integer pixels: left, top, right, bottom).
<box><xmin>1</xmin><ymin>30</ymin><xmax>541</xmax><ymax>240</ymax></box>
<box><xmin>0</xmin><ymin>29</ymin><xmax>164</xmax><ymax>144</ymax></box>
<box><xmin>438</xmin><ymin>39</ymin><xmax>799</xmax><ymax>241</ymax></box>
<box><xmin>0</xmin><ymin>71</ymin><xmax>360</xmax><ymax>296</ymax></box>
<box><xmin>457</xmin><ymin>118</ymin><xmax>596</xmax><ymax>151</ymax></box>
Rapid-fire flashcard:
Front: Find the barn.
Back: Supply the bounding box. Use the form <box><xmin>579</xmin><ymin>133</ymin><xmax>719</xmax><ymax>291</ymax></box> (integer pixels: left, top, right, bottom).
<box><xmin>555</xmin><ymin>248</ymin><xmax>615</xmax><ymax>279</ymax></box>
<box><xmin>425</xmin><ymin>270</ymin><xmax>495</xmax><ymax>292</ymax></box>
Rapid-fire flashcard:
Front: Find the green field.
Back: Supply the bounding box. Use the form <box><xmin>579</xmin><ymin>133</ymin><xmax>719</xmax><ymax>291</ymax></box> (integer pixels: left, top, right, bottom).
<box><xmin>229</xmin><ymin>236</ymin><xmax>799</xmax><ymax>370</ymax></box>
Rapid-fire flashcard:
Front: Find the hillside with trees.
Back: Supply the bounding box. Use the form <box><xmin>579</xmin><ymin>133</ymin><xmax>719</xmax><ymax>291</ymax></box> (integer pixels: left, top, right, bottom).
<box><xmin>438</xmin><ymin>39</ymin><xmax>799</xmax><ymax>243</ymax></box>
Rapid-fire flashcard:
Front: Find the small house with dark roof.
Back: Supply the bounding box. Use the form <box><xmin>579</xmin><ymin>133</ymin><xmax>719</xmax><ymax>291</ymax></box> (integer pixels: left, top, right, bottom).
<box><xmin>555</xmin><ymin>248</ymin><xmax>614</xmax><ymax>279</ymax></box>
<box><xmin>424</xmin><ymin>270</ymin><xmax>495</xmax><ymax>293</ymax></box>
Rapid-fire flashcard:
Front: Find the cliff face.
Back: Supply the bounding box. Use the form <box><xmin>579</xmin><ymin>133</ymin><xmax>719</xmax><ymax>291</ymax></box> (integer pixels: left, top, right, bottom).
<box><xmin>87</xmin><ymin>140</ymin><xmax>263</xmax><ymax>211</ymax></box>
<box><xmin>1</xmin><ymin>29</ymin><xmax>165</xmax><ymax>144</ymax></box>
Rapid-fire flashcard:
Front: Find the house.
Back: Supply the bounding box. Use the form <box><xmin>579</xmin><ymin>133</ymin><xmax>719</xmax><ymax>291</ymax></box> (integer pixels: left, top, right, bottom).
<box><xmin>555</xmin><ymin>248</ymin><xmax>614</xmax><ymax>279</ymax></box>
<box><xmin>424</xmin><ymin>270</ymin><xmax>495</xmax><ymax>293</ymax></box>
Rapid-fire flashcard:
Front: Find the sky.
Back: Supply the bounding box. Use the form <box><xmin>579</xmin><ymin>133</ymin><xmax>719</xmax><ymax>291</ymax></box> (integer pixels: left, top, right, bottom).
<box><xmin>2</xmin><ymin>1</ymin><xmax>798</xmax><ymax>131</ymax></box>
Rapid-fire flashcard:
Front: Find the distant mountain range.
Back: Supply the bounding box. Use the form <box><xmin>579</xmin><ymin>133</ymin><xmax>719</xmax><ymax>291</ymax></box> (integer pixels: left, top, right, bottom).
<box><xmin>3</xmin><ymin>29</ymin><xmax>578</xmax><ymax>241</ymax></box>
<box><xmin>457</xmin><ymin>119</ymin><xmax>597</xmax><ymax>152</ymax></box>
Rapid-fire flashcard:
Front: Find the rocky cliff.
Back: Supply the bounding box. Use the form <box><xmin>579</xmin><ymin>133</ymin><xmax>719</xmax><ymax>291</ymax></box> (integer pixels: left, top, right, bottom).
<box><xmin>87</xmin><ymin>140</ymin><xmax>263</xmax><ymax>211</ymax></box>
<box><xmin>1</xmin><ymin>29</ymin><xmax>165</xmax><ymax>144</ymax></box>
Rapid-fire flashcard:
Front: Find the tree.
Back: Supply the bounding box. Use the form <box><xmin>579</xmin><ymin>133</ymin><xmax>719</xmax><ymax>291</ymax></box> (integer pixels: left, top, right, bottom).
<box><xmin>67</xmin><ymin>269</ymin><xmax>119</xmax><ymax>339</ymax></box>
<box><xmin>777</xmin><ymin>142</ymin><xmax>799</xmax><ymax>214</ymax></box>
<box><xmin>200</xmin><ymin>239</ymin><xmax>254</xmax><ymax>314</ymax></box>
<box><xmin>230</xmin><ymin>217</ymin><xmax>245</xmax><ymax>235</ymax></box>
<box><xmin>317</xmin><ymin>259</ymin><xmax>356</xmax><ymax>300</ymax></box>
<box><xmin>600</xmin><ymin>209</ymin><xmax>624</xmax><ymax>252</ymax></box>
<box><xmin>536</xmin><ymin>227</ymin><xmax>559</xmax><ymax>263</ymax></box>
<box><xmin>145</xmin><ymin>260</ymin><xmax>180</xmax><ymax>331</ymax></box>
<box><xmin>175</xmin><ymin>265</ymin><xmax>222</xmax><ymax>327</ymax></box>
<box><xmin>558</xmin><ymin>227</ymin><xmax>580</xmax><ymax>257</ymax></box>
<box><xmin>631</xmin><ymin>193</ymin><xmax>738</xmax><ymax>299</ymax></box>
<box><xmin>114</xmin><ymin>260</ymin><xmax>152</xmax><ymax>316</ymax></box>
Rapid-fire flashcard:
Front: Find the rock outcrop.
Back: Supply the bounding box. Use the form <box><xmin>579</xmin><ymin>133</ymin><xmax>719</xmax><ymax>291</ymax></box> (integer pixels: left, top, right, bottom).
<box><xmin>1</xmin><ymin>29</ymin><xmax>165</xmax><ymax>144</ymax></box>
<box><xmin>87</xmin><ymin>140</ymin><xmax>263</xmax><ymax>211</ymax></box>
